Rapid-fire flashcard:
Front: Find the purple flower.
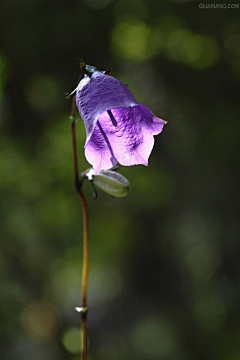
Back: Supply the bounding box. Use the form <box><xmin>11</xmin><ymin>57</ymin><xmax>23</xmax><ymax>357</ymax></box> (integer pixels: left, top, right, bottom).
<box><xmin>76</xmin><ymin>71</ymin><xmax>166</xmax><ymax>174</ymax></box>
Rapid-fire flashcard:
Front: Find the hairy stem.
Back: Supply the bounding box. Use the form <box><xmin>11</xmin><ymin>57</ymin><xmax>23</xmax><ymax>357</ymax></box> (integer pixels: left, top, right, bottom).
<box><xmin>70</xmin><ymin>94</ymin><xmax>89</xmax><ymax>360</ymax></box>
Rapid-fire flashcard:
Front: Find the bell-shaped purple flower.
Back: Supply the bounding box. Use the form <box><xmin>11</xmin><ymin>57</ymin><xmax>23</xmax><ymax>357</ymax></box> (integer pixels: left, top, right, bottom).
<box><xmin>76</xmin><ymin>71</ymin><xmax>166</xmax><ymax>174</ymax></box>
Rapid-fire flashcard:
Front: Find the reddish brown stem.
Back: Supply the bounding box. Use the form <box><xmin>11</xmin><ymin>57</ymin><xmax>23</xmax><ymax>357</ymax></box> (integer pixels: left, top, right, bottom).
<box><xmin>70</xmin><ymin>95</ymin><xmax>89</xmax><ymax>360</ymax></box>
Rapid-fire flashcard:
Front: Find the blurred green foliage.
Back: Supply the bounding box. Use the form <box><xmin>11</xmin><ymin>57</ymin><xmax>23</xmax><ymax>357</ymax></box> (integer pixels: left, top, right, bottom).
<box><xmin>1</xmin><ymin>0</ymin><xmax>240</xmax><ymax>359</ymax></box>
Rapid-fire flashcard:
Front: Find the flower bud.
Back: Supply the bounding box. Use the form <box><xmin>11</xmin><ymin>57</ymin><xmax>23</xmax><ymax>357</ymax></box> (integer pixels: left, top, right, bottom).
<box><xmin>91</xmin><ymin>170</ymin><xmax>131</xmax><ymax>197</ymax></box>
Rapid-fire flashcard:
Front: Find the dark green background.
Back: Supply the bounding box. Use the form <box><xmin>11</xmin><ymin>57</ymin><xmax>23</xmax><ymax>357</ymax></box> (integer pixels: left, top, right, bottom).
<box><xmin>1</xmin><ymin>0</ymin><xmax>240</xmax><ymax>359</ymax></box>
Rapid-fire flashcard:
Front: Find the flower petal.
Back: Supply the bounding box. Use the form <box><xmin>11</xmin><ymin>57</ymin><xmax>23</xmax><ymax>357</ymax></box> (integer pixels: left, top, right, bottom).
<box><xmin>76</xmin><ymin>71</ymin><xmax>138</xmax><ymax>144</ymax></box>
<box><xmin>85</xmin><ymin>105</ymin><xmax>166</xmax><ymax>173</ymax></box>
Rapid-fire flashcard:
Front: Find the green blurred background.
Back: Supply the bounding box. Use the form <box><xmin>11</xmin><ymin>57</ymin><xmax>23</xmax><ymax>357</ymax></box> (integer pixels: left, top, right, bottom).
<box><xmin>1</xmin><ymin>0</ymin><xmax>240</xmax><ymax>359</ymax></box>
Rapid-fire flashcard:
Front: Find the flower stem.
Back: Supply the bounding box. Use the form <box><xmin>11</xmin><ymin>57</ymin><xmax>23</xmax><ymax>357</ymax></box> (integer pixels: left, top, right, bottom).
<box><xmin>78</xmin><ymin>187</ymin><xmax>89</xmax><ymax>360</ymax></box>
<box><xmin>70</xmin><ymin>94</ymin><xmax>89</xmax><ymax>360</ymax></box>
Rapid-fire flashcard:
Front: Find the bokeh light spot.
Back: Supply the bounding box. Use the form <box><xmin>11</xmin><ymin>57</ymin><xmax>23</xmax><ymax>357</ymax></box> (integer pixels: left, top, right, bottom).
<box><xmin>182</xmin><ymin>34</ymin><xmax>203</xmax><ymax>62</ymax></box>
<box><xmin>96</xmin><ymin>345</ymin><xmax>122</xmax><ymax>360</ymax></box>
<box><xmin>224</xmin><ymin>32</ymin><xmax>240</xmax><ymax>73</ymax></box>
<box><xmin>62</xmin><ymin>327</ymin><xmax>81</xmax><ymax>354</ymax></box>
<box><xmin>111</xmin><ymin>15</ymin><xmax>160</xmax><ymax>61</ymax></box>
<box><xmin>36</xmin><ymin>189</ymin><xmax>77</xmax><ymax>231</ymax></box>
<box><xmin>224</xmin><ymin>32</ymin><xmax>240</xmax><ymax>57</ymax></box>
<box><xmin>193</xmin><ymin>296</ymin><xmax>227</xmax><ymax>332</ymax></box>
<box><xmin>171</xmin><ymin>209</ymin><xmax>222</xmax><ymax>279</ymax></box>
<box><xmin>21</xmin><ymin>303</ymin><xmax>58</xmax><ymax>342</ymax></box>
<box><xmin>187</xmin><ymin>35</ymin><xmax>220</xmax><ymax>69</ymax></box>
<box><xmin>131</xmin><ymin>316</ymin><xmax>180</xmax><ymax>357</ymax></box>
<box><xmin>156</xmin><ymin>14</ymin><xmax>187</xmax><ymax>38</ymax></box>
<box><xmin>167</xmin><ymin>29</ymin><xmax>192</xmax><ymax>62</ymax></box>
<box><xmin>167</xmin><ymin>30</ymin><xmax>220</xmax><ymax>69</ymax></box>
<box><xmin>25</xmin><ymin>75</ymin><xmax>61</xmax><ymax>112</ymax></box>
<box><xmin>36</xmin><ymin>132</ymin><xmax>70</xmax><ymax>168</ymax></box>
<box><xmin>88</xmin><ymin>268</ymin><xmax>123</xmax><ymax>302</ymax></box>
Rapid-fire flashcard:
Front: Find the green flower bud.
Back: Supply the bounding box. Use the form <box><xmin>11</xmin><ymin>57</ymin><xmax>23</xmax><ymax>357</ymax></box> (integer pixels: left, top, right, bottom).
<box><xmin>90</xmin><ymin>169</ymin><xmax>131</xmax><ymax>197</ymax></box>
